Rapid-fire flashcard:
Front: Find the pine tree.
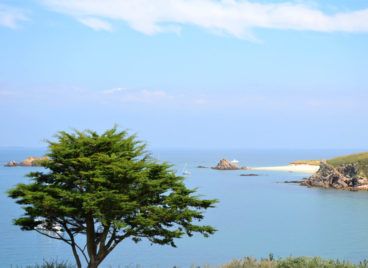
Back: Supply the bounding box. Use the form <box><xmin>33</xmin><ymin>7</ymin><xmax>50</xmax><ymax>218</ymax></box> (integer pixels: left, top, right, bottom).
<box><xmin>8</xmin><ymin>127</ymin><xmax>217</xmax><ymax>268</ymax></box>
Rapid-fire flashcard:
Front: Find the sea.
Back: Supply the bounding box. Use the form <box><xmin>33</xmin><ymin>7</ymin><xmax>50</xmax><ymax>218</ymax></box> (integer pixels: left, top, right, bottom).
<box><xmin>1</xmin><ymin>148</ymin><xmax>368</xmax><ymax>267</ymax></box>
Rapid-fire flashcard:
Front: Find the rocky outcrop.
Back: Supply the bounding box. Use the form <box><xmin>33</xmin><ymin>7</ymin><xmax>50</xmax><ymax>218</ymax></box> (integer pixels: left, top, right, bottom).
<box><xmin>4</xmin><ymin>156</ymin><xmax>48</xmax><ymax>167</ymax></box>
<box><xmin>5</xmin><ymin>161</ymin><xmax>17</xmax><ymax>167</ymax></box>
<box><xmin>240</xmin><ymin>173</ymin><xmax>259</xmax><ymax>176</ymax></box>
<box><xmin>212</xmin><ymin>159</ymin><xmax>240</xmax><ymax>170</ymax></box>
<box><xmin>284</xmin><ymin>180</ymin><xmax>304</xmax><ymax>183</ymax></box>
<box><xmin>301</xmin><ymin>162</ymin><xmax>368</xmax><ymax>190</ymax></box>
<box><xmin>197</xmin><ymin>165</ymin><xmax>208</xmax><ymax>169</ymax></box>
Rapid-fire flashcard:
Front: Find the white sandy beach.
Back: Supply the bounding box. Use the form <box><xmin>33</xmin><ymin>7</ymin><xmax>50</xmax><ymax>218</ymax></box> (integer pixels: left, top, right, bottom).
<box><xmin>249</xmin><ymin>164</ymin><xmax>320</xmax><ymax>174</ymax></box>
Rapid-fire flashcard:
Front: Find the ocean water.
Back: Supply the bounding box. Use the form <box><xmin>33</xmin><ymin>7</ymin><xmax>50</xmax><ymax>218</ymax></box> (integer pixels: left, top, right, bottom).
<box><xmin>1</xmin><ymin>148</ymin><xmax>368</xmax><ymax>267</ymax></box>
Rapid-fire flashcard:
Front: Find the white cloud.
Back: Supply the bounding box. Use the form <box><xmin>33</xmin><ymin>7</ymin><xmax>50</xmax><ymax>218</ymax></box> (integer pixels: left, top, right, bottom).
<box><xmin>40</xmin><ymin>0</ymin><xmax>368</xmax><ymax>39</ymax></box>
<box><xmin>0</xmin><ymin>4</ymin><xmax>28</xmax><ymax>29</ymax></box>
<box><xmin>102</xmin><ymin>87</ymin><xmax>128</xmax><ymax>95</ymax></box>
<box><xmin>79</xmin><ymin>17</ymin><xmax>113</xmax><ymax>31</ymax></box>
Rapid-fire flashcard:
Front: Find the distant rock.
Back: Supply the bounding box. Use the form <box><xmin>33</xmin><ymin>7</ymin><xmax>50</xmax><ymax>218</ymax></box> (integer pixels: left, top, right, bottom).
<box><xmin>212</xmin><ymin>159</ymin><xmax>240</xmax><ymax>170</ymax></box>
<box><xmin>197</xmin><ymin>165</ymin><xmax>208</xmax><ymax>169</ymax></box>
<box><xmin>284</xmin><ymin>180</ymin><xmax>305</xmax><ymax>183</ymax></box>
<box><xmin>240</xmin><ymin>173</ymin><xmax>259</xmax><ymax>177</ymax></box>
<box><xmin>4</xmin><ymin>156</ymin><xmax>48</xmax><ymax>167</ymax></box>
<box><xmin>5</xmin><ymin>161</ymin><xmax>17</xmax><ymax>167</ymax></box>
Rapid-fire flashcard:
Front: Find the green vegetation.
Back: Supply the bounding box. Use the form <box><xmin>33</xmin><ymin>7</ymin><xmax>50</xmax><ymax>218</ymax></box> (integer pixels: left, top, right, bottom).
<box><xmin>26</xmin><ymin>260</ymin><xmax>74</xmax><ymax>268</ymax></box>
<box><xmin>327</xmin><ymin>152</ymin><xmax>368</xmax><ymax>177</ymax></box>
<box><xmin>291</xmin><ymin>152</ymin><xmax>368</xmax><ymax>178</ymax></box>
<box><xmin>30</xmin><ymin>157</ymin><xmax>49</xmax><ymax>166</ymax></box>
<box><xmin>290</xmin><ymin>160</ymin><xmax>321</xmax><ymax>166</ymax></box>
<box><xmin>23</xmin><ymin>257</ymin><xmax>368</xmax><ymax>268</ymax></box>
<box><xmin>8</xmin><ymin>127</ymin><xmax>216</xmax><ymax>268</ymax></box>
<box><xmin>221</xmin><ymin>256</ymin><xmax>368</xmax><ymax>268</ymax></box>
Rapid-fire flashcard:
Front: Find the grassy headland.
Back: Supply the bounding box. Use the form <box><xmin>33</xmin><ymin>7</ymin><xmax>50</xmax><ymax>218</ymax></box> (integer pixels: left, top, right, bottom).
<box><xmin>291</xmin><ymin>152</ymin><xmax>368</xmax><ymax>178</ymax></box>
<box><xmin>327</xmin><ymin>152</ymin><xmax>368</xmax><ymax>177</ymax></box>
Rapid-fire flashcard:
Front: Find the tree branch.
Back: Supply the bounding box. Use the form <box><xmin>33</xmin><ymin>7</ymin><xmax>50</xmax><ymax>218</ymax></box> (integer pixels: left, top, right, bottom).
<box><xmin>34</xmin><ymin>229</ymin><xmax>70</xmax><ymax>243</ymax></box>
<box><xmin>61</xmin><ymin>221</ymin><xmax>89</xmax><ymax>264</ymax></box>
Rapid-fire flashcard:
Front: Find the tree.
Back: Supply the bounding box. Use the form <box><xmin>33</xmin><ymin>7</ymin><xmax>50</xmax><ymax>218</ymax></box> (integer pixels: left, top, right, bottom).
<box><xmin>8</xmin><ymin>128</ymin><xmax>217</xmax><ymax>268</ymax></box>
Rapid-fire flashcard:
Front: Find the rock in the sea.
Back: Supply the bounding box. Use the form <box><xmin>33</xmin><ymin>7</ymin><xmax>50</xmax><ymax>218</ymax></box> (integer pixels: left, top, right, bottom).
<box><xmin>197</xmin><ymin>165</ymin><xmax>208</xmax><ymax>169</ymax></box>
<box><xmin>4</xmin><ymin>156</ymin><xmax>48</xmax><ymax>167</ymax></box>
<box><xmin>240</xmin><ymin>173</ymin><xmax>259</xmax><ymax>176</ymax></box>
<box><xmin>284</xmin><ymin>180</ymin><xmax>304</xmax><ymax>183</ymax></box>
<box><xmin>212</xmin><ymin>159</ymin><xmax>240</xmax><ymax>170</ymax></box>
<box><xmin>5</xmin><ymin>161</ymin><xmax>17</xmax><ymax>167</ymax></box>
<box><xmin>301</xmin><ymin>162</ymin><xmax>365</xmax><ymax>189</ymax></box>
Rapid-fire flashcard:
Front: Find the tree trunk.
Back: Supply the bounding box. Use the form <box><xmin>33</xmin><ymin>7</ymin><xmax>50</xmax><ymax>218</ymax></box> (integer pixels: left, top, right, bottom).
<box><xmin>86</xmin><ymin>214</ymin><xmax>97</xmax><ymax>266</ymax></box>
<box><xmin>87</xmin><ymin>261</ymin><xmax>99</xmax><ymax>268</ymax></box>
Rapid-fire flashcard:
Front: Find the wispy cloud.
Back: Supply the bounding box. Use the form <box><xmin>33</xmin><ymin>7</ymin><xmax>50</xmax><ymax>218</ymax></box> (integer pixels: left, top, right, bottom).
<box><xmin>79</xmin><ymin>17</ymin><xmax>113</xmax><ymax>31</ymax></box>
<box><xmin>101</xmin><ymin>87</ymin><xmax>174</xmax><ymax>103</ymax></box>
<box><xmin>0</xmin><ymin>4</ymin><xmax>28</xmax><ymax>29</ymax></box>
<box><xmin>1</xmin><ymin>86</ymin><xmax>176</xmax><ymax>105</ymax></box>
<box><xmin>40</xmin><ymin>0</ymin><xmax>368</xmax><ymax>40</ymax></box>
<box><xmin>3</xmin><ymin>85</ymin><xmax>365</xmax><ymax>114</ymax></box>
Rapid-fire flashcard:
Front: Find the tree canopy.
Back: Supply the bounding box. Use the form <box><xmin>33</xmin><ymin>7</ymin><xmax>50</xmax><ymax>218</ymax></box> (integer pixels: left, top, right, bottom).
<box><xmin>8</xmin><ymin>128</ymin><xmax>217</xmax><ymax>268</ymax></box>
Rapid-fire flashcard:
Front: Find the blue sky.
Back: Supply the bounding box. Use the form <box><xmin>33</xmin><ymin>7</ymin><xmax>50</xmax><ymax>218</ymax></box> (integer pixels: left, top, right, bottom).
<box><xmin>1</xmin><ymin>0</ymin><xmax>368</xmax><ymax>149</ymax></box>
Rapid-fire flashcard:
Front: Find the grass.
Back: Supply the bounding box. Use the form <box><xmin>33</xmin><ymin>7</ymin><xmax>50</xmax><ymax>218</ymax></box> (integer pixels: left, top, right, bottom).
<box><xmin>289</xmin><ymin>160</ymin><xmax>321</xmax><ymax>166</ymax></box>
<box><xmin>290</xmin><ymin>152</ymin><xmax>368</xmax><ymax>178</ymax></box>
<box><xmin>221</xmin><ymin>256</ymin><xmax>368</xmax><ymax>268</ymax></box>
<box><xmin>23</xmin><ymin>257</ymin><xmax>368</xmax><ymax>268</ymax></box>
<box><xmin>25</xmin><ymin>260</ymin><xmax>74</xmax><ymax>268</ymax></box>
<box><xmin>327</xmin><ymin>152</ymin><xmax>368</xmax><ymax>178</ymax></box>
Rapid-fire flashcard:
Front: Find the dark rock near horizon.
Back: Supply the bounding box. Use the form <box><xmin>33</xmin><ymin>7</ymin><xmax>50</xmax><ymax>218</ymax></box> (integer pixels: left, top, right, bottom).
<box><xmin>284</xmin><ymin>180</ymin><xmax>305</xmax><ymax>183</ymax></box>
<box><xmin>240</xmin><ymin>173</ymin><xmax>259</xmax><ymax>177</ymax></box>
<box><xmin>197</xmin><ymin>165</ymin><xmax>208</xmax><ymax>169</ymax></box>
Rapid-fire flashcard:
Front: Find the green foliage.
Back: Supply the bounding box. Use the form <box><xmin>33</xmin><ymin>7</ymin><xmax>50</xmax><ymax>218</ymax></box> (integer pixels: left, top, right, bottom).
<box><xmin>221</xmin><ymin>257</ymin><xmax>368</xmax><ymax>268</ymax></box>
<box><xmin>8</xmin><ymin>127</ymin><xmax>217</xmax><ymax>268</ymax></box>
<box><xmin>16</xmin><ymin>256</ymin><xmax>368</xmax><ymax>267</ymax></box>
<box><xmin>327</xmin><ymin>152</ymin><xmax>368</xmax><ymax>177</ymax></box>
<box><xmin>289</xmin><ymin>160</ymin><xmax>321</xmax><ymax>166</ymax></box>
<box><xmin>26</xmin><ymin>260</ymin><xmax>74</xmax><ymax>268</ymax></box>
<box><xmin>30</xmin><ymin>157</ymin><xmax>49</xmax><ymax>166</ymax></box>
<box><xmin>290</xmin><ymin>152</ymin><xmax>368</xmax><ymax>178</ymax></box>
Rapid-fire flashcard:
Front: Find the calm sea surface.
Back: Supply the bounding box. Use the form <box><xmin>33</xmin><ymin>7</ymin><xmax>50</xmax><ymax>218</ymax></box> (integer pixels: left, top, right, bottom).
<box><xmin>1</xmin><ymin>148</ymin><xmax>368</xmax><ymax>267</ymax></box>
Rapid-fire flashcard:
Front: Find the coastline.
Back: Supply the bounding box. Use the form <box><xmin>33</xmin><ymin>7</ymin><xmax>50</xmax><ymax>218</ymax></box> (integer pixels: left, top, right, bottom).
<box><xmin>249</xmin><ymin>164</ymin><xmax>320</xmax><ymax>174</ymax></box>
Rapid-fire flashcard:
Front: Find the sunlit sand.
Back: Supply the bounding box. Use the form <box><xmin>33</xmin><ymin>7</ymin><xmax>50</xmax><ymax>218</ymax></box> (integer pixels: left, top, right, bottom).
<box><xmin>249</xmin><ymin>164</ymin><xmax>320</xmax><ymax>174</ymax></box>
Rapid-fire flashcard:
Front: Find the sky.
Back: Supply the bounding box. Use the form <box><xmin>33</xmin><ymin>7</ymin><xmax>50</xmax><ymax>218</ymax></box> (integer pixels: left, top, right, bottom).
<box><xmin>0</xmin><ymin>0</ymin><xmax>368</xmax><ymax>149</ymax></box>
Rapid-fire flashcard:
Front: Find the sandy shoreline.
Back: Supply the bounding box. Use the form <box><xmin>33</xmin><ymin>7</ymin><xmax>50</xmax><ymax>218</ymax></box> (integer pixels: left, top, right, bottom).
<box><xmin>249</xmin><ymin>164</ymin><xmax>320</xmax><ymax>174</ymax></box>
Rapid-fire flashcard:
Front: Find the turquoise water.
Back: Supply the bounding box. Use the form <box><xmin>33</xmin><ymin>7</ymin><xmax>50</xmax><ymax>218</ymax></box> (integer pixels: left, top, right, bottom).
<box><xmin>1</xmin><ymin>148</ymin><xmax>368</xmax><ymax>267</ymax></box>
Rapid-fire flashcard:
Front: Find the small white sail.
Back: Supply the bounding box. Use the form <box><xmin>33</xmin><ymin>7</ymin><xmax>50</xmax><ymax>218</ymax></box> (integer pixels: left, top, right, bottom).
<box><xmin>182</xmin><ymin>163</ymin><xmax>191</xmax><ymax>176</ymax></box>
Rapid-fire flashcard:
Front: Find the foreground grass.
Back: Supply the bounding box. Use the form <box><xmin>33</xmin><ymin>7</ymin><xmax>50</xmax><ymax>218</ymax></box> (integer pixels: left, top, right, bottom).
<box><xmin>25</xmin><ymin>260</ymin><xmax>74</xmax><ymax>268</ymax></box>
<box><xmin>221</xmin><ymin>257</ymin><xmax>368</xmax><ymax>268</ymax></box>
<box><xmin>25</xmin><ymin>257</ymin><xmax>368</xmax><ymax>268</ymax></box>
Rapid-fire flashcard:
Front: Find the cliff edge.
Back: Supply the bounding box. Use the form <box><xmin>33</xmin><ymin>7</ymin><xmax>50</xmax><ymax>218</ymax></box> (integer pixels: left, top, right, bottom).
<box><xmin>302</xmin><ymin>162</ymin><xmax>368</xmax><ymax>190</ymax></box>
